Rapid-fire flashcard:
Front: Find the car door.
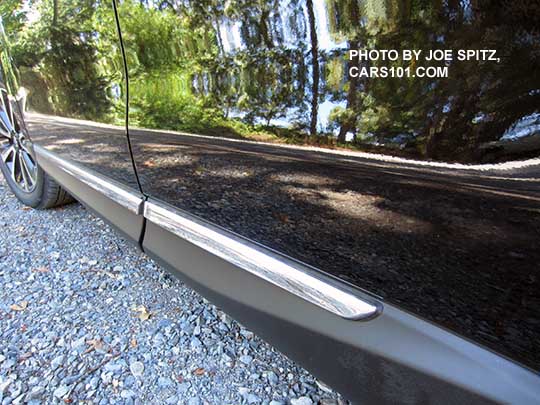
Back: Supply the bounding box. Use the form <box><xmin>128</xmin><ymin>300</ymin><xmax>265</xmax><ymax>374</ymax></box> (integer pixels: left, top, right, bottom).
<box><xmin>1</xmin><ymin>1</ymin><xmax>144</xmax><ymax>240</ymax></box>
<box><xmin>117</xmin><ymin>1</ymin><xmax>540</xmax><ymax>403</ymax></box>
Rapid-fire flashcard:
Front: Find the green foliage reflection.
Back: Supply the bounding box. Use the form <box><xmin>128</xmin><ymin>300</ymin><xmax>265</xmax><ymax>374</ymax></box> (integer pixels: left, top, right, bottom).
<box><xmin>2</xmin><ymin>0</ymin><xmax>539</xmax><ymax>162</ymax></box>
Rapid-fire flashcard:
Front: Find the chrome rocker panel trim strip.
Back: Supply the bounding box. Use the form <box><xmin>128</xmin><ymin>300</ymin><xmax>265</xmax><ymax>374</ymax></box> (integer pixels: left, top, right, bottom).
<box><xmin>33</xmin><ymin>144</ymin><xmax>379</xmax><ymax>320</ymax></box>
<box><xmin>33</xmin><ymin>144</ymin><xmax>144</xmax><ymax>215</ymax></box>
<box><xmin>143</xmin><ymin>199</ymin><xmax>380</xmax><ymax>320</ymax></box>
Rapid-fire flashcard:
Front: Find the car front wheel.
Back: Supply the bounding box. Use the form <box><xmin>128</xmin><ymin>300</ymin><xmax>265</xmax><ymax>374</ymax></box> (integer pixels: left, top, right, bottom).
<box><xmin>0</xmin><ymin>85</ymin><xmax>74</xmax><ymax>209</ymax></box>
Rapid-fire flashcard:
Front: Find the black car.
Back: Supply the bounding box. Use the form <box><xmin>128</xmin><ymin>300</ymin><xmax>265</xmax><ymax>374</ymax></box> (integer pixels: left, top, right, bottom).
<box><xmin>1</xmin><ymin>1</ymin><xmax>539</xmax><ymax>403</ymax></box>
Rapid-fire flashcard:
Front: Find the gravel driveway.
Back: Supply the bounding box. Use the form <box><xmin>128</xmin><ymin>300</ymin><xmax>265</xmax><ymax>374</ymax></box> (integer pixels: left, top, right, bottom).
<box><xmin>0</xmin><ymin>176</ymin><xmax>344</xmax><ymax>405</ymax></box>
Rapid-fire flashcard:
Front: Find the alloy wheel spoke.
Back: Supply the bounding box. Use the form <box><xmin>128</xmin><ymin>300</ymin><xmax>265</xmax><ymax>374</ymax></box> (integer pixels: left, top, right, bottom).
<box><xmin>19</xmin><ymin>151</ymin><xmax>36</xmax><ymax>190</ymax></box>
<box><xmin>0</xmin><ymin>111</ymin><xmax>12</xmax><ymax>138</ymax></box>
<box><xmin>20</xmin><ymin>140</ymin><xmax>33</xmax><ymax>155</ymax></box>
<box><xmin>0</xmin><ymin>91</ymin><xmax>14</xmax><ymax>136</ymax></box>
<box><xmin>8</xmin><ymin>97</ymin><xmax>15</xmax><ymax>132</ymax></box>
<box><xmin>10</xmin><ymin>149</ymin><xmax>19</xmax><ymax>183</ymax></box>
<box><xmin>19</xmin><ymin>152</ymin><xmax>31</xmax><ymax>191</ymax></box>
<box><xmin>21</xmin><ymin>149</ymin><xmax>36</xmax><ymax>174</ymax></box>
<box><xmin>1</xmin><ymin>145</ymin><xmax>15</xmax><ymax>164</ymax></box>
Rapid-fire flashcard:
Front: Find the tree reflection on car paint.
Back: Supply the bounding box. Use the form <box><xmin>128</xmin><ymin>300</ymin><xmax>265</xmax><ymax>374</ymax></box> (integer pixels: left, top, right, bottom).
<box><xmin>6</xmin><ymin>0</ymin><xmax>540</xmax><ymax>162</ymax></box>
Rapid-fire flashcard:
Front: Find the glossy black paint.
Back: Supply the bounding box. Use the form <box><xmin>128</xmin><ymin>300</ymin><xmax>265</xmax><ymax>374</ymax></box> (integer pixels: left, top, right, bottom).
<box><xmin>118</xmin><ymin>0</ymin><xmax>540</xmax><ymax>372</ymax></box>
<box><xmin>2</xmin><ymin>0</ymin><xmax>539</xmax><ymax>379</ymax></box>
<box><xmin>25</xmin><ymin>114</ymin><xmax>139</xmax><ymax>190</ymax></box>
<box><xmin>129</xmin><ymin>125</ymin><xmax>540</xmax><ymax>370</ymax></box>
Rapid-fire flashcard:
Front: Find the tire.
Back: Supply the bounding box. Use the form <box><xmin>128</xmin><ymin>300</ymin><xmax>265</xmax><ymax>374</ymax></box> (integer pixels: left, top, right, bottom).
<box><xmin>0</xmin><ymin>84</ymin><xmax>74</xmax><ymax>209</ymax></box>
<box><xmin>0</xmin><ymin>160</ymin><xmax>75</xmax><ymax>209</ymax></box>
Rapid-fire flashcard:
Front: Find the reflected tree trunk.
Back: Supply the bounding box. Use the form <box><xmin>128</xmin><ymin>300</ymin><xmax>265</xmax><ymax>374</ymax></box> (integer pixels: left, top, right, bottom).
<box><xmin>337</xmin><ymin>40</ymin><xmax>358</xmax><ymax>143</ymax></box>
<box><xmin>52</xmin><ymin>0</ymin><xmax>59</xmax><ymax>27</ymax></box>
<box><xmin>214</xmin><ymin>14</ymin><xmax>224</xmax><ymax>55</ymax></box>
<box><xmin>259</xmin><ymin>10</ymin><xmax>274</xmax><ymax>49</ymax></box>
<box><xmin>337</xmin><ymin>0</ymin><xmax>361</xmax><ymax>143</ymax></box>
<box><xmin>306</xmin><ymin>0</ymin><xmax>319</xmax><ymax>137</ymax></box>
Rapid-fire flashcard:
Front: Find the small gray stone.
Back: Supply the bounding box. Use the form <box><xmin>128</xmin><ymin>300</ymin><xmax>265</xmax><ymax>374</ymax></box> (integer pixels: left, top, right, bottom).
<box><xmin>240</xmin><ymin>329</ymin><xmax>254</xmax><ymax>340</ymax></box>
<box><xmin>123</xmin><ymin>375</ymin><xmax>136</xmax><ymax>388</ymax></box>
<box><xmin>0</xmin><ymin>380</ymin><xmax>11</xmax><ymax>394</ymax></box>
<box><xmin>26</xmin><ymin>386</ymin><xmax>45</xmax><ymax>400</ymax></box>
<box><xmin>2</xmin><ymin>359</ymin><xmax>15</xmax><ymax>369</ymax></box>
<box><xmin>267</xmin><ymin>371</ymin><xmax>278</xmax><ymax>385</ymax></box>
<box><xmin>158</xmin><ymin>319</ymin><xmax>172</xmax><ymax>329</ymax></box>
<box><xmin>157</xmin><ymin>377</ymin><xmax>172</xmax><ymax>388</ymax></box>
<box><xmin>53</xmin><ymin>385</ymin><xmax>69</xmax><ymax>399</ymax></box>
<box><xmin>153</xmin><ymin>333</ymin><xmax>165</xmax><ymax>345</ymax></box>
<box><xmin>104</xmin><ymin>362</ymin><xmax>123</xmax><ymax>373</ymax></box>
<box><xmin>247</xmin><ymin>394</ymin><xmax>261</xmax><ymax>404</ymax></box>
<box><xmin>177</xmin><ymin>383</ymin><xmax>190</xmax><ymax>393</ymax></box>
<box><xmin>222</xmin><ymin>353</ymin><xmax>232</xmax><ymax>363</ymax></box>
<box><xmin>12</xmin><ymin>394</ymin><xmax>25</xmax><ymax>405</ymax></box>
<box><xmin>290</xmin><ymin>397</ymin><xmax>313</xmax><ymax>405</ymax></box>
<box><xmin>71</xmin><ymin>336</ymin><xmax>86</xmax><ymax>349</ymax></box>
<box><xmin>239</xmin><ymin>355</ymin><xmax>253</xmax><ymax>365</ymax></box>
<box><xmin>187</xmin><ymin>397</ymin><xmax>200</xmax><ymax>405</ymax></box>
<box><xmin>88</xmin><ymin>376</ymin><xmax>99</xmax><ymax>390</ymax></box>
<box><xmin>120</xmin><ymin>390</ymin><xmax>135</xmax><ymax>399</ymax></box>
<box><xmin>166</xmin><ymin>396</ymin><xmax>178</xmax><ymax>404</ymax></box>
<box><xmin>129</xmin><ymin>361</ymin><xmax>144</xmax><ymax>378</ymax></box>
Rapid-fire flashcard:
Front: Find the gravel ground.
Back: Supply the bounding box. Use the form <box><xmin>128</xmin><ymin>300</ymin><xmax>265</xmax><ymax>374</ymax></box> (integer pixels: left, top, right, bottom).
<box><xmin>0</xmin><ymin>176</ymin><xmax>344</xmax><ymax>405</ymax></box>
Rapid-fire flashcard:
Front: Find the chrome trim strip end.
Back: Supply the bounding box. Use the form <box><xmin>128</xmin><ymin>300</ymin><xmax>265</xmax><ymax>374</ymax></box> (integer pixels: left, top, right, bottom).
<box><xmin>144</xmin><ymin>199</ymin><xmax>380</xmax><ymax>320</ymax></box>
<box><xmin>33</xmin><ymin>144</ymin><xmax>144</xmax><ymax>215</ymax></box>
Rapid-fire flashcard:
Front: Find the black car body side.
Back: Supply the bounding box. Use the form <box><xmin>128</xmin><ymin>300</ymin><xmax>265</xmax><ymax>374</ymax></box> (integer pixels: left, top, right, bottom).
<box><xmin>1</xmin><ymin>1</ymin><xmax>540</xmax><ymax>403</ymax></box>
